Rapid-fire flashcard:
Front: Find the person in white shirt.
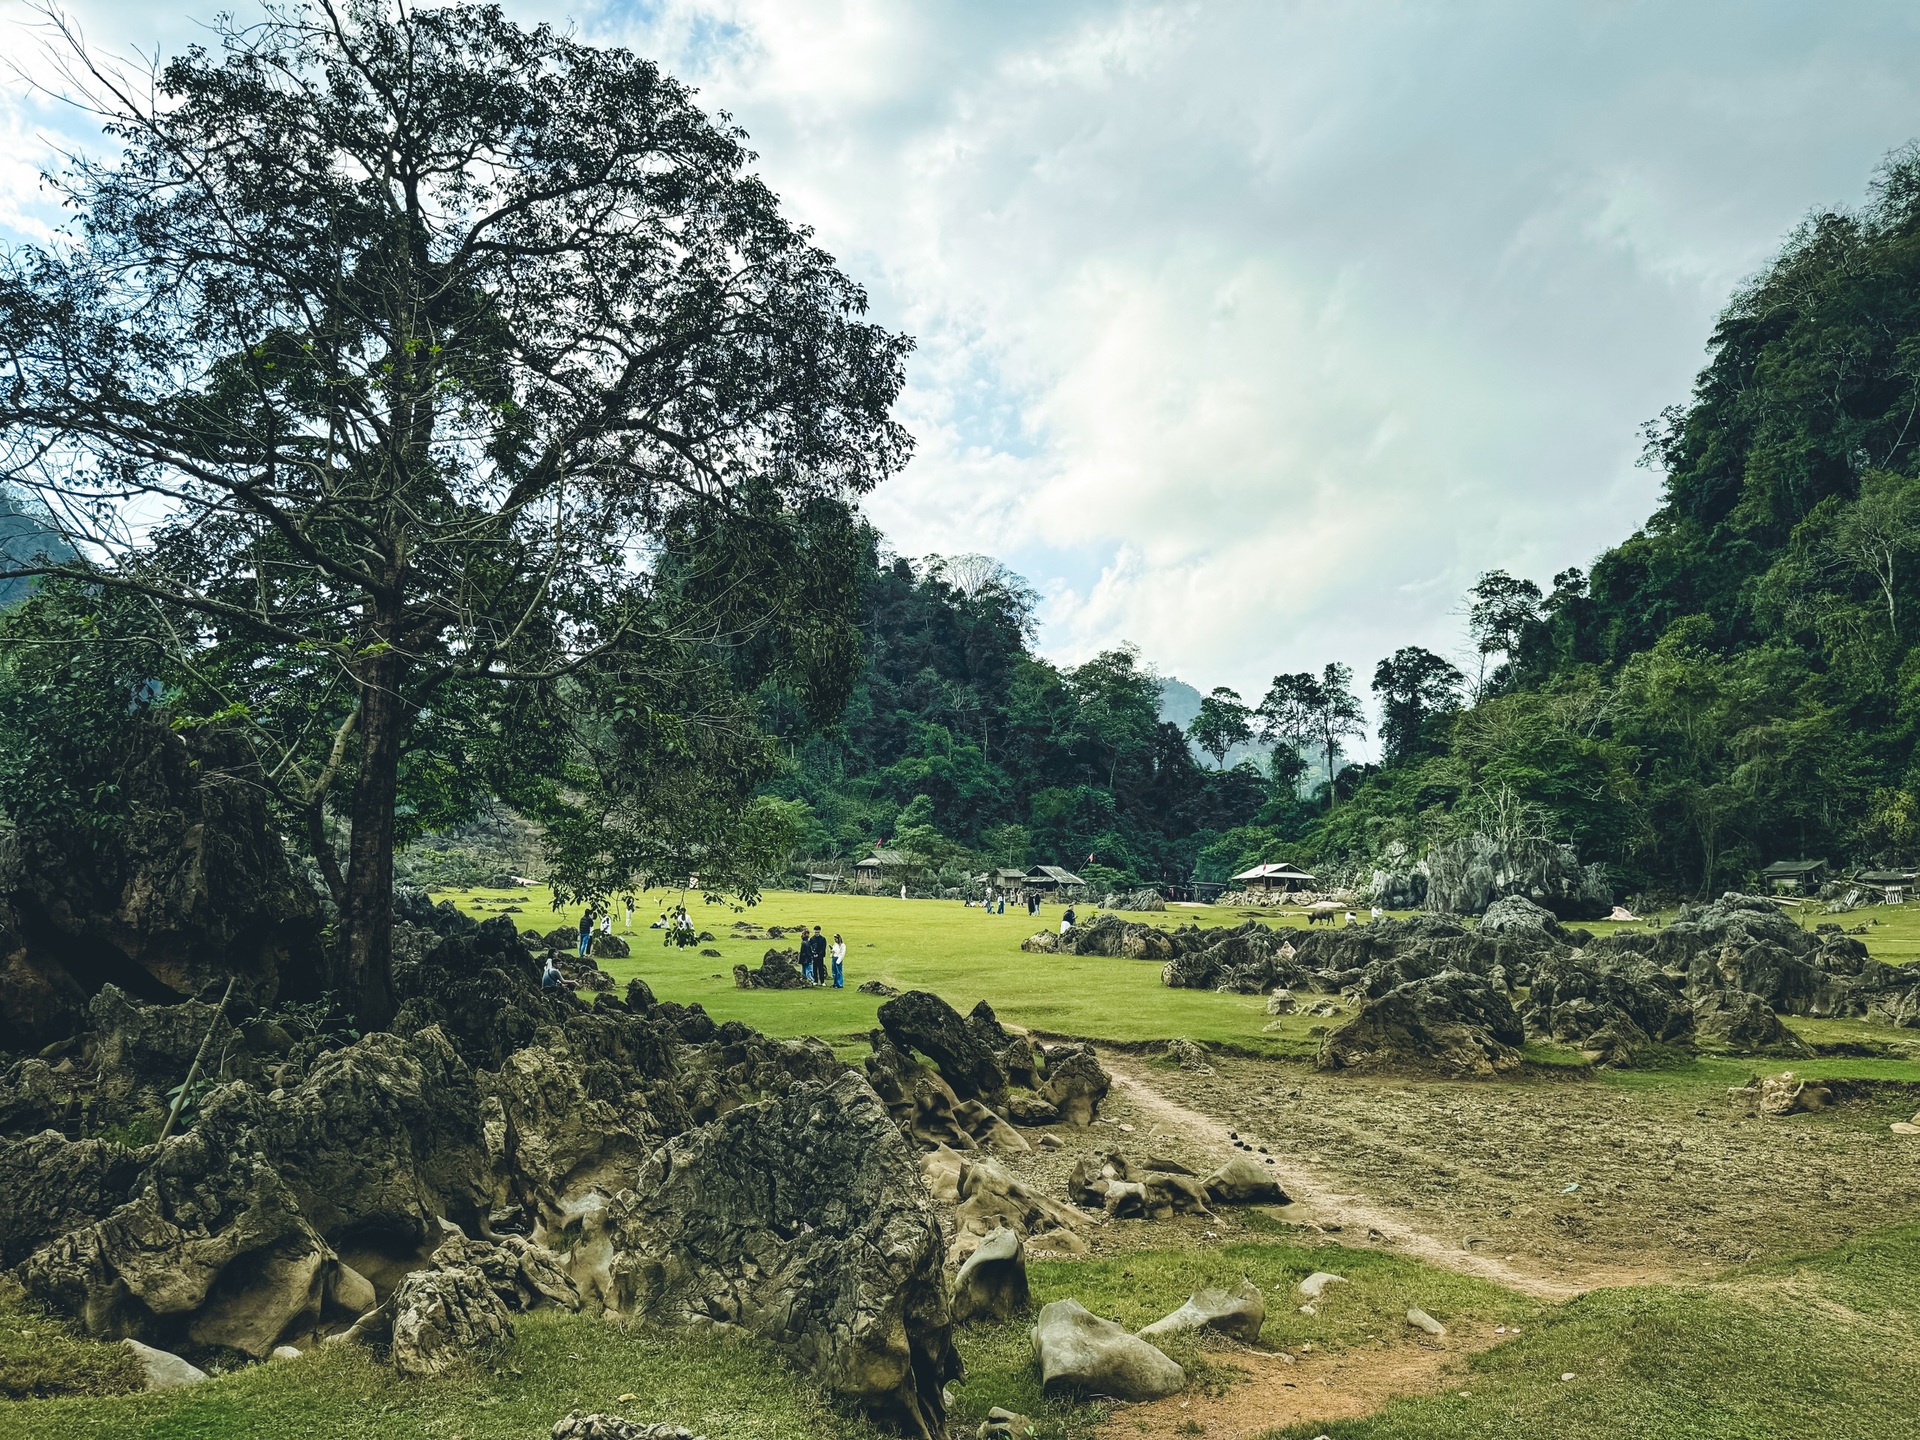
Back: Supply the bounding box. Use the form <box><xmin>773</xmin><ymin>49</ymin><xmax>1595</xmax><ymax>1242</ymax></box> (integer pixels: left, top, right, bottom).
<box><xmin>830</xmin><ymin>933</ymin><xmax>846</xmax><ymax>988</ymax></box>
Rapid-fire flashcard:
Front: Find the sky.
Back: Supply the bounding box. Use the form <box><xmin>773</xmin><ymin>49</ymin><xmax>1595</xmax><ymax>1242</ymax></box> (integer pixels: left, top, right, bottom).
<box><xmin>6</xmin><ymin>0</ymin><xmax>1920</xmax><ymax>739</ymax></box>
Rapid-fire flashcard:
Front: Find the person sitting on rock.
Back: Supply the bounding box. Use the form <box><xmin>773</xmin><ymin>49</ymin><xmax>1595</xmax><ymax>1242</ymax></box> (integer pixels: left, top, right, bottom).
<box><xmin>1060</xmin><ymin>905</ymin><xmax>1076</xmax><ymax>936</ymax></box>
<box><xmin>541</xmin><ymin>957</ymin><xmax>564</xmax><ymax>991</ymax></box>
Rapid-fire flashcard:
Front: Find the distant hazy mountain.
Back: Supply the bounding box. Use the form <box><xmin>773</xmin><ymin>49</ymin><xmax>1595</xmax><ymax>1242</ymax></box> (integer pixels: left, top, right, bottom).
<box><xmin>1157</xmin><ymin>676</ymin><xmax>1266</xmax><ymax>771</ymax></box>
<box><xmin>0</xmin><ymin>489</ymin><xmax>74</xmax><ymax>609</ymax></box>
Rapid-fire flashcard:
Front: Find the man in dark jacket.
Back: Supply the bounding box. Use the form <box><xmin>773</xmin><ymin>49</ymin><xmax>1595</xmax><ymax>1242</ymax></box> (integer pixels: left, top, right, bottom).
<box><xmin>805</xmin><ymin>926</ymin><xmax>828</xmax><ymax>986</ymax></box>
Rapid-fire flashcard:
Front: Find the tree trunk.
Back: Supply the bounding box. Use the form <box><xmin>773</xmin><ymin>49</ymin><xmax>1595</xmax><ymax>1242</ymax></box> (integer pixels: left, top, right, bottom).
<box><xmin>343</xmin><ymin>640</ymin><xmax>403</xmax><ymax>1028</ymax></box>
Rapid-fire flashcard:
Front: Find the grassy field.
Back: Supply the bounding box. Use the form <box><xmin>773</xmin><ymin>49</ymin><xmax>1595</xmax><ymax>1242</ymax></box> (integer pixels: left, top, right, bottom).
<box><xmin>8</xmin><ymin>1224</ymin><xmax>1917</xmax><ymax>1440</ymax></box>
<box><xmin>437</xmin><ymin>885</ymin><xmax>1920</xmax><ymax>1075</ymax></box>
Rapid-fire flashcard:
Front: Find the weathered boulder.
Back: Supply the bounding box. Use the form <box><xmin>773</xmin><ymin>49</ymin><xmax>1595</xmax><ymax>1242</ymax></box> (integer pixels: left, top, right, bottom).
<box><xmin>878</xmin><ymin>991</ymin><xmax>1008</xmax><ymax>1106</ymax></box>
<box><xmin>589</xmin><ymin>933</ymin><xmax>630</xmax><ymax>961</ymax></box>
<box><xmin>390</xmin><ymin>911</ymin><xmax>568</xmax><ymax>1071</ymax></box>
<box><xmin>606</xmin><ymin>1073</ymin><xmax>959</xmax><ymax>1438</ymax></box>
<box><xmin>0</xmin><ymin>1131</ymin><xmax>146</xmax><ymax>1267</ymax></box>
<box><xmin>734</xmin><ymin>949</ymin><xmax>809</xmax><ymax>990</ymax></box>
<box><xmin>1019</xmin><ymin>930</ymin><xmax>1058</xmax><ymax>954</ymax></box>
<box><xmin>120</xmin><ymin>1338</ymin><xmax>208</xmax><ymax>1390</ymax></box>
<box><xmin>952</xmin><ymin>1226</ymin><xmax>1029</xmax><ymax>1324</ymax></box>
<box><xmin>1038</xmin><ymin>1044</ymin><xmax>1109</xmax><ymax>1126</ymax></box>
<box><xmin>1757</xmin><ymin>1071</ymin><xmax>1831</xmax><ymax>1116</ymax></box>
<box><xmin>1319</xmin><ymin>970</ymin><xmax>1524</xmax><ymax>1077</ymax></box>
<box><xmin>387</xmin><ymin>1264</ymin><xmax>514</xmax><ymax>1378</ymax></box>
<box><xmin>1160</xmin><ymin>922</ymin><xmax>1303</xmax><ymax>993</ymax></box>
<box><xmin>13</xmin><ymin>1086</ymin><xmax>335</xmax><ymax>1356</ymax></box>
<box><xmin>1138</xmin><ymin>1281</ymin><xmax>1264</xmax><ymax>1343</ymax></box>
<box><xmin>976</xmin><ymin>1407</ymin><xmax>1036</xmax><ymax>1440</ymax></box>
<box><xmin>1201</xmin><ymin>1155</ymin><xmax>1290</xmax><ymax>1206</ymax></box>
<box><xmin>1032</xmin><ymin>1299</ymin><xmax>1184</xmax><ymax>1400</ymax></box>
<box><xmin>966</xmin><ymin>1001</ymin><xmax>1041</xmax><ymax>1090</ymax></box>
<box><xmin>1693</xmin><ymin>991</ymin><xmax>1812</xmax><ymax>1057</ymax></box>
<box><xmin>431</xmin><ymin>1232</ymin><xmax>581</xmax><ymax>1312</ymax></box>
<box><xmin>1477</xmin><ymin>894</ymin><xmax>1569</xmax><ymax>938</ymax></box>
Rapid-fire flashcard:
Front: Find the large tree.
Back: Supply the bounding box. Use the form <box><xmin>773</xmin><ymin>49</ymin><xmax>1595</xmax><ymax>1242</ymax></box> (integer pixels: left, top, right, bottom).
<box><xmin>1371</xmin><ymin>646</ymin><xmax>1463</xmax><ymax>764</ymax></box>
<box><xmin>0</xmin><ymin>2</ymin><xmax>912</xmax><ymax>1024</ymax></box>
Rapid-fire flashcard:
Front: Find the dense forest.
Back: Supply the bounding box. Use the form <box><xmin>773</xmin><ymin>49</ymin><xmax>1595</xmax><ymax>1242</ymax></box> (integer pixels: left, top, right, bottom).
<box><xmin>765</xmin><ymin>146</ymin><xmax>1920</xmax><ymax>901</ymax></box>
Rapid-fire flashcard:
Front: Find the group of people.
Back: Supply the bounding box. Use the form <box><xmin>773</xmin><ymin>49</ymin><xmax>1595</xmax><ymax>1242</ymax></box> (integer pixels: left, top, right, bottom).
<box><xmin>792</xmin><ymin>925</ymin><xmax>845</xmax><ymax>988</ymax></box>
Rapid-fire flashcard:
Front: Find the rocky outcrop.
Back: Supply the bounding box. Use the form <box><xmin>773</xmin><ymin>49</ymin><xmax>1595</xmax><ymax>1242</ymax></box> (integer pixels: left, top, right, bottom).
<box><xmin>1319</xmin><ymin>971</ymin><xmax>1524</xmax><ymax>1077</ymax></box>
<box><xmin>386</xmin><ymin>1264</ymin><xmax>514</xmax><ymax>1377</ymax></box>
<box><xmin>1038</xmin><ymin>1044</ymin><xmax>1109</xmax><ymax>1127</ymax></box>
<box><xmin>0</xmin><ymin>726</ymin><xmax>326</xmax><ymax>1050</ymax></box>
<box><xmin>551</xmin><ymin>1416</ymin><xmax>709</xmax><ymax>1440</ymax></box>
<box><xmin>1521</xmin><ymin>949</ymin><xmax>1692</xmax><ymax>1065</ymax></box>
<box><xmin>1693</xmin><ymin>990</ymin><xmax>1812</xmax><ymax>1057</ymax></box>
<box><xmin>606</xmin><ymin>1073</ymin><xmax>959</xmax><ymax>1438</ymax></box>
<box><xmin>1201</xmin><ymin>1155</ymin><xmax>1290</xmax><ymax>1206</ymax></box>
<box><xmin>878</xmin><ymin>991</ymin><xmax>1008</xmax><ymax>1107</ymax></box>
<box><xmin>922</xmin><ymin>1147</ymin><xmax>1087</xmax><ymax>1263</ymax></box>
<box><xmin>1159</xmin><ymin>922</ymin><xmax>1304</xmax><ymax>993</ymax></box>
<box><xmin>1032</xmin><ymin>1299</ymin><xmax>1184</xmax><ymax>1400</ymax></box>
<box><xmin>1417</xmin><ymin>832</ymin><xmax>1612</xmax><ymax>921</ymax></box>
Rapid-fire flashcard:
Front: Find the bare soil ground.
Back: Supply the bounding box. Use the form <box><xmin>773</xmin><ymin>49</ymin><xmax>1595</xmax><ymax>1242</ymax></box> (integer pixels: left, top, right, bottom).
<box><xmin>1010</xmin><ymin>1050</ymin><xmax>1920</xmax><ymax>1288</ymax></box>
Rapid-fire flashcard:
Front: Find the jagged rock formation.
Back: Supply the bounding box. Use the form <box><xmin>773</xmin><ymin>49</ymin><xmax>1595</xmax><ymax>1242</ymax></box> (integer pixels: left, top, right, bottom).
<box><xmin>733</xmin><ymin>948</ymin><xmax>808</xmax><ymax>989</ymax></box>
<box><xmin>950</xmin><ymin>1226</ymin><xmax>1028</xmax><ymax>1324</ymax></box>
<box><xmin>606</xmin><ymin>1073</ymin><xmax>959</xmax><ymax>1438</ymax></box>
<box><xmin>0</xmin><ymin>908</ymin><xmax>950</xmax><ymax>1433</ymax></box>
<box><xmin>0</xmin><ymin>726</ymin><xmax>326</xmax><ymax>1050</ymax></box>
<box><xmin>1319</xmin><ymin>969</ymin><xmax>1525</xmax><ymax>1076</ymax></box>
<box><xmin>1370</xmin><ymin>832</ymin><xmax>1612</xmax><ymax>921</ymax></box>
<box><xmin>878</xmin><ymin>991</ymin><xmax>1010</xmax><ymax>1106</ymax></box>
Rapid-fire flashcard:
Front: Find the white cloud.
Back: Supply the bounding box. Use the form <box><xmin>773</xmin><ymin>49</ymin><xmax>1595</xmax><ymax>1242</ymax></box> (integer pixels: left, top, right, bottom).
<box><xmin>9</xmin><ymin>0</ymin><xmax>1920</xmax><ymax>739</ymax></box>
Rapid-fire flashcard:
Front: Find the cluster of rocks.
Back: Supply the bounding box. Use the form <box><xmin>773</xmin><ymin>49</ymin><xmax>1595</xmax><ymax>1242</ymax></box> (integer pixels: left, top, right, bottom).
<box><xmin>0</xmin><ymin>901</ymin><xmax>965</xmax><ymax>1435</ymax></box>
<box><xmin>1066</xmin><ymin>1150</ymin><xmax>1287</xmax><ymax>1219</ymax></box>
<box><xmin>1097</xmin><ymin>889</ymin><xmax>1167</xmax><ymax>912</ymax></box>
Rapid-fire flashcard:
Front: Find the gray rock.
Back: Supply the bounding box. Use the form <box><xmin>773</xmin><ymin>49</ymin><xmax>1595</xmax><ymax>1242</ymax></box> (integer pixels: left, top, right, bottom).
<box><xmin>388</xmin><ymin>1264</ymin><xmax>514</xmax><ymax>1378</ymax></box>
<box><xmin>1319</xmin><ymin>970</ymin><xmax>1524</xmax><ymax>1077</ymax></box>
<box><xmin>326</xmin><ymin>1261</ymin><xmax>377</xmax><ymax>1317</ymax></box>
<box><xmin>1692</xmin><ymin>990</ymin><xmax>1812</xmax><ymax>1057</ymax></box>
<box><xmin>952</xmin><ymin>1227</ymin><xmax>1029</xmax><ymax>1324</ymax></box>
<box><xmin>978</xmin><ymin>1406</ymin><xmax>1036</xmax><ymax>1439</ymax></box>
<box><xmin>1406</xmin><ymin>1307</ymin><xmax>1446</xmax><ymax>1337</ymax></box>
<box><xmin>269</xmin><ymin>1344</ymin><xmax>303</xmax><ymax>1361</ymax></box>
<box><xmin>1476</xmin><ymin>894</ymin><xmax>1565</xmax><ymax>937</ymax></box>
<box><xmin>1039</xmin><ymin>1045</ymin><xmax>1110</xmax><ymax>1127</ymax></box>
<box><xmin>1203</xmin><ymin>1154</ymin><xmax>1291</xmax><ymax>1205</ymax></box>
<box><xmin>551</xmin><ymin>1413</ymin><xmax>709</xmax><ymax>1440</ymax></box>
<box><xmin>1139</xmin><ymin>1281</ymin><xmax>1265</xmax><ymax>1343</ymax></box>
<box><xmin>606</xmin><ymin>1072</ymin><xmax>959</xmax><ymax>1438</ymax></box>
<box><xmin>120</xmin><ymin>1338</ymin><xmax>208</xmax><ymax>1390</ymax></box>
<box><xmin>878</xmin><ymin>991</ymin><xmax>1010</xmax><ymax>1104</ymax></box>
<box><xmin>1032</xmin><ymin>1298</ymin><xmax>1185</xmax><ymax>1400</ymax></box>
<box><xmin>1297</xmin><ymin>1271</ymin><xmax>1345</xmax><ymax>1299</ymax></box>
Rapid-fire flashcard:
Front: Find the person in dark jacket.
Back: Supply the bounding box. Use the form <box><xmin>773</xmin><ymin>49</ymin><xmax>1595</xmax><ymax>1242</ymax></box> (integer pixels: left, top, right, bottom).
<box><xmin>795</xmin><ymin>926</ymin><xmax>814</xmax><ymax>983</ymax></box>
<box><xmin>806</xmin><ymin>926</ymin><xmax>828</xmax><ymax>986</ymax></box>
<box><xmin>578</xmin><ymin>910</ymin><xmax>593</xmax><ymax>958</ymax></box>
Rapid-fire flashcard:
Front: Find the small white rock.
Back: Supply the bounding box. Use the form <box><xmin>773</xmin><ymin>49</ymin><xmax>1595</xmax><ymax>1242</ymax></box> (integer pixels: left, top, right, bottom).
<box><xmin>1406</xmin><ymin>1307</ymin><xmax>1447</xmax><ymax>1337</ymax></box>
<box><xmin>1297</xmin><ymin>1271</ymin><xmax>1347</xmax><ymax>1299</ymax></box>
<box><xmin>1561</xmin><ymin>1371</ymin><xmax>1576</xmax><ymax>1382</ymax></box>
<box><xmin>269</xmin><ymin>1345</ymin><xmax>302</xmax><ymax>1362</ymax></box>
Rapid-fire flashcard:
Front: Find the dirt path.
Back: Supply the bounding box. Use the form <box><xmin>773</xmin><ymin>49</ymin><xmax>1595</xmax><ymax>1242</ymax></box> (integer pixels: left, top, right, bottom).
<box><xmin>1098</xmin><ymin>1341</ymin><xmax>1487</xmax><ymax>1440</ymax></box>
<box><xmin>1100</xmin><ymin>1053</ymin><xmax>1667</xmax><ymax>1300</ymax></box>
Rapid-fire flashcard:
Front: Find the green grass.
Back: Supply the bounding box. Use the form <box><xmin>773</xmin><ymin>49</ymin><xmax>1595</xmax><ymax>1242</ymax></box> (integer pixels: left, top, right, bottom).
<box><xmin>0</xmin><ymin>1309</ymin><xmax>884</xmax><ymax>1440</ymax></box>
<box><xmin>441</xmin><ymin>885</ymin><xmax>1342</xmax><ymax>1053</ymax></box>
<box><xmin>1265</xmin><ymin>1224</ymin><xmax>1920</xmax><ymax>1439</ymax></box>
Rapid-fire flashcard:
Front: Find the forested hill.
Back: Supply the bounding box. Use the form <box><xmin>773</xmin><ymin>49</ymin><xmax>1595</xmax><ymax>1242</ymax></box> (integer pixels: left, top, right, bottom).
<box><xmin>775</xmin><ymin>146</ymin><xmax>1920</xmax><ymax>902</ymax></box>
<box><xmin>761</xmin><ymin>550</ymin><xmax>1283</xmax><ymax>893</ymax></box>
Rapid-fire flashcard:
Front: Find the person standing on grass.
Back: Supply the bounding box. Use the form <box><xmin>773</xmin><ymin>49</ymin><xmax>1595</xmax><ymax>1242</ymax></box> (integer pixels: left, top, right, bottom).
<box><xmin>624</xmin><ymin>896</ymin><xmax>634</xmax><ymax>931</ymax></box>
<box><xmin>830</xmin><ymin>933</ymin><xmax>846</xmax><ymax>988</ymax></box>
<box><xmin>808</xmin><ymin>926</ymin><xmax>828</xmax><ymax>986</ymax></box>
<box><xmin>900</xmin><ymin>882</ymin><xmax>908</xmax><ymax>901</ymax></box>
<box><xmin>802</xmin><ymin>926</ymin><xmax>819</xmax><ymax>983</ymax></box>
<box><xmin>578</xmin><ymin>910</ymin><xmax>594</xmax><ymax>958</ymax></box>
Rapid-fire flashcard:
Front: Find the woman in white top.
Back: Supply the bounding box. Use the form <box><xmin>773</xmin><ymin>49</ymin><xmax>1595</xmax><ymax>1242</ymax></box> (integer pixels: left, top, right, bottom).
<box><xmin>830</xmin><ymin>934</ymin><xmax>846</xmax><ymax>988</ymax></box>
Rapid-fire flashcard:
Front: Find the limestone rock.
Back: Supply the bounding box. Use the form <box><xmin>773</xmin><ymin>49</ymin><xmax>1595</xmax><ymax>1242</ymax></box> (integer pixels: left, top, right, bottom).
<box><xmin>939</xmin><ymin>1150</ymin><xmax>1087</xmax><ymax>1263</ymax></box>
<box><xmin>1203</xmin><ymin>1155</ymin><xmax>1291</xmax><ymax>1206</ymax></box>
<box><xmin>388</xmin><ymin>1264</ymin><xmax>514</xmax><ymax>1378</ymax></box>
<box><xmin>1692</xmin><ymin>990</ymin><xmax>1812</xmax><ymax>1057</ymax></box>
<box><xmin>878</xmin><ymin>991</ymin><xmax>1009</xmax><ymax>1105</ymax></box>
<box><xmin>1039</xmin><ymin>1045</ymin><xmax>1109</xmax><ymax>1127</ymax></box>
<box><xmin>606</xmin><ymin>1073</ymin><xmax>959</xmax><ymax>1438</ymax></box>
<box><xmin>734</xmin><ymin>949</ymin><xmax>808</xmax><ymax>989</ymax></box>
<box><xmin>1265</xmin><ymin>988</ymin><xmax>1297</xmax><ymax>1015</ymax></box>
<box><xmin>1032</xmin><ymin>1299</ymin><xmax>1185</xmax><ymax>1400</ymax></box>
<box><xmin>589</xmin><ymin>933</ymin><xmax>630</xmax><ymax>961</ymax></box>
<box><xmin>977</xmin><ymin>1407</ymin><xmax>1037</xmax><ymax>1439</ymax></box>
<box><xmin>1319</xmin><ymin>970</ymin><xmax>1523</xmax><ymax>1077</ymax></box>
<box><xmin>551</xmin><ymin>1416</ymin><xmax>709</xmax><ymax>1440</ymax></box>
<box><xmin>1406</xmin><ymin>1307</ymin><xmax>1446</xmax><ymax>1337</ymax></box>
<box><xmin>1297</xmin><ymin>1271</ymin><xmax>1345</xmax><ymax>1299</ymax></box>
<box><xmin>952</xmin><ymin>1227</ymin><xmax>1029</xmax><ymax>1324</ymax></box>
<box><xmin>1758</xmin><ymin>1071</ymin><xmax>1831</xmax><ymax>1117</ymax></box>
<box><xmin>432</xmin><ymin>1232</ymin><xmax>581</xmax><ymax>1312</ymax></box>
<box><xmin>1019</xmin><ymin>930</ymin><xmax>1059</xmax><ymax>954</ymax></box>
<box><xmin>1522</xmin><ymin>949</ymin><xmax>1691</xmax><ymax>1064</ymax></box>
<box><xmin>120</xmin><ymin>1338</ymin><xmax>208</xmax><ymax>1390</ymax></box>
<box><xmin>1139</xmin><ymin>1281</ymin><xmax>1264</xmax><ymax>1343</ymax></box>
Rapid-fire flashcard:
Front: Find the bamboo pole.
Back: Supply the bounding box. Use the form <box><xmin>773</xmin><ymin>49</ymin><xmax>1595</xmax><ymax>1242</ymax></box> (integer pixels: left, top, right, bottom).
<box><xmin>156</xmin><ymin>975</ymin><xmax>237</xmax><ymax>1144</ymax></box>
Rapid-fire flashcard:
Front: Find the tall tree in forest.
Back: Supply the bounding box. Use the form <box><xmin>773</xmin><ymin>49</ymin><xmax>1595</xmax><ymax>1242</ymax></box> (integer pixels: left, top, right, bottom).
<box><xmin>1372</xmin><ymin>646</ymin><xmax>1464</xmax><ymax>764</ymax></box>
<box><xmin>0</xmin><ymin>2</ymin><xmax>911</xmax><ymax>1024</ymax></box>
<box><xmin>1307</xmin><ymin>663</ymin><xmax>1366</xmax><ymax>807</ymax></box>
<box><xmin>1188</xmin><ymin>686</ymin><xmax>1253</xmax><ymax>769</ymax></box>
<box><xmin>1467</xmin><ymin>569</ymin><xmax>1544</xmax><ymax>697</ymax></box>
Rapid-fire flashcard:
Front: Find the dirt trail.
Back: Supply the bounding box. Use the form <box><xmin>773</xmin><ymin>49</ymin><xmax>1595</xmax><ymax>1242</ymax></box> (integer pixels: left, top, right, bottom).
<box><xmin>1097</xmin><ymin>1341</ymin><xmax>1486</xmax><ymax>1440</ymax></box>
<box><xmin>1100</xmin><ymin>1053</ymin><xmax>1668</xmax><ymax>1300</ymax></box>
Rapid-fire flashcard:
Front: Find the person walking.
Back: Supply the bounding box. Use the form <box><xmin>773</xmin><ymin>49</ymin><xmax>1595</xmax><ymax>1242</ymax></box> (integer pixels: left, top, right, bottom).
<box><xmin>830</xmin><ymin>933</ymin><xmax>846</xmax><ymax>988</ymax></box>
<box><xmin>578</xmin><ymin>910</ymin><xmax>594</xmax><ymax>958</ymax></box>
